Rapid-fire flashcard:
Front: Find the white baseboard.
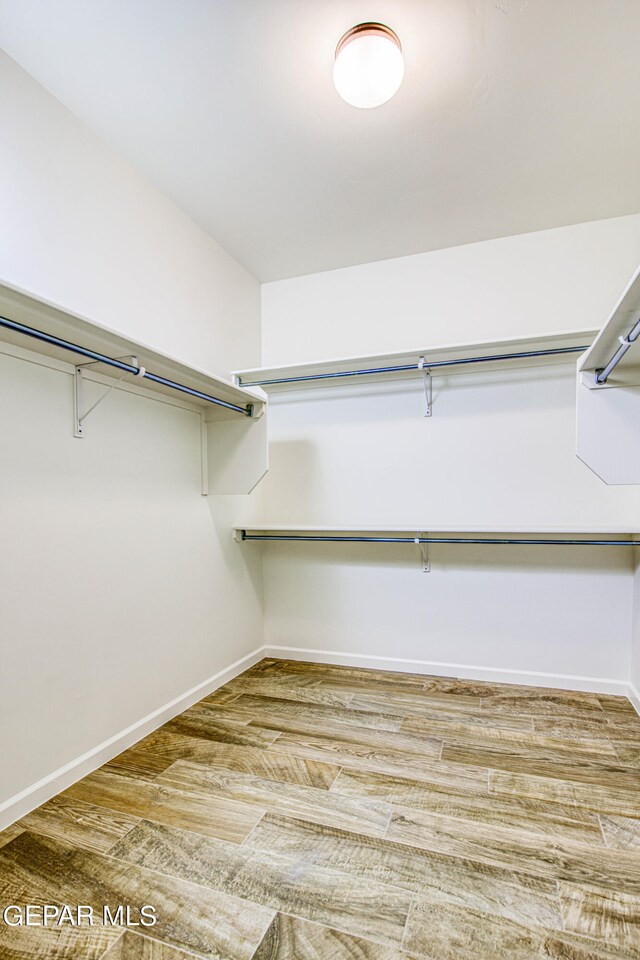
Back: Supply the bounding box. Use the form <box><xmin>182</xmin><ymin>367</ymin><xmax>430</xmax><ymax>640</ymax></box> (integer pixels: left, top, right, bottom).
<box><xmin>264</xmin><ymin>644</ymin><xmax>632</xmax><ymax>698</ymax></box>
<box><xmin>628</xmin><ymin>681</ymin><xmax>640</xmax><ymax>717</ymax></box>
<box><xmin>0</xmin><ymin>644</ymin><xmax>266</xmax><ymax>831</ymax></box>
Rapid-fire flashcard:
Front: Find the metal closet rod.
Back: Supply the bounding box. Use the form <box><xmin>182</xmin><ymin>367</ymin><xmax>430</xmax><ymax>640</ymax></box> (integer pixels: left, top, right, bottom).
<box><xmin>239</xmin><ymin>345</ymin><xmax>589</xmax><ymax>387</ymax></box>
<box><xmin>595</xmin><ymin>316</ymin><xmax>640</xmax><ymax>384</ymax></box>
<box><xmin>240</xmin><ymin>532</ymin><xmax>636</xmax><ymax>546</ymax></box>
<box><xmin>0</xmin><ymin>315</ymin><xmax>254</xmax><ymax>416</ymax></box>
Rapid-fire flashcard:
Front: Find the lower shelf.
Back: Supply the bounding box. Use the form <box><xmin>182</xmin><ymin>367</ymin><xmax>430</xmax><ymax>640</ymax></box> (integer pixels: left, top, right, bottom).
<box><xmin>234</xmin><ymin>525</ymin><xmax>638</xmax><ymax>574</ymax></box>
<box><xmin>234</xmin><ymin>524</ymin><xmax>640</xmax><ymax>545</ymax></box>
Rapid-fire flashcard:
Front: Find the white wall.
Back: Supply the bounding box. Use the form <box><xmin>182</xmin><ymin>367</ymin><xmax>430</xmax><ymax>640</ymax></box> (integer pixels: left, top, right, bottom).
<box><xmin>0</xmin><ymin>51</ymin><xmax>258</xmax><ymax>379</ymax></box>
<box><xmin>260</xmin><ymin>217</ymin><xmax>640</xmax><ymax>691</ymax></box>
<box><xmin>263</xmin><ymin>215</ymin><xmax>640</xmax><ymax>364</ymax></box>
<box><xmin>0</xmin><ymin>53</ymin><xmax>263</xmax><ymax>822</ymax></box>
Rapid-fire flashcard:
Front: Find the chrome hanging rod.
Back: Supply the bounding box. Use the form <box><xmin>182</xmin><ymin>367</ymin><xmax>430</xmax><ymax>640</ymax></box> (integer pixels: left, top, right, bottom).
<box><xmin>595</xmin><ymin>316</ymin><xmax>640</xmax><ymax>384</ymax></box>
<box><xmin>240</xmin><ymin>532</ymin><xmax>635</xmax><ymax>546</ymax></box>
<box><xmin>239</xmin><ymin>345</ymin><xmax>589</xmax><ymax>387</ymax></box>
<box><xmin>0</xmin><ymin>316</ymin><xmax>254</xmax><ymax>416</ymax></box>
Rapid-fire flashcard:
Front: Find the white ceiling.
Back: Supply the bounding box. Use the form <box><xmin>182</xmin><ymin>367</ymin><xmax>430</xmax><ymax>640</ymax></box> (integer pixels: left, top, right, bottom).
<box><xmin>1</xmin><ymin>0</ymin><xmax>639</xmax><ymax>282</ymax></box>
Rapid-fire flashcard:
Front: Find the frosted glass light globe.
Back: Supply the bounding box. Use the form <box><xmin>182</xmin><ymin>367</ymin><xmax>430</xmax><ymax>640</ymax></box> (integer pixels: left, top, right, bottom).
<box><xmin>334</xmin><ymin>23</ymin><xmax>404</xmax><ymax>109</ymax></box>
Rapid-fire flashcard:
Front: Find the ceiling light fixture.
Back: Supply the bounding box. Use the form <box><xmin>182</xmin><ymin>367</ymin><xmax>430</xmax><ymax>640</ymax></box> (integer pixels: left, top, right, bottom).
<box><xmin>333</xmin><ymin>22</ymin><xmax>404</xmax><ymax>109</ymax></box>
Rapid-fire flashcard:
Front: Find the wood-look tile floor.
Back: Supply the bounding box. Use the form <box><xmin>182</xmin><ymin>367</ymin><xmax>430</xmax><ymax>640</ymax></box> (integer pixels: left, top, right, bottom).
<box><xmin>2</xmin><ymin>659</ymin><xmax>640</xmax><ymax>959</ymax></box>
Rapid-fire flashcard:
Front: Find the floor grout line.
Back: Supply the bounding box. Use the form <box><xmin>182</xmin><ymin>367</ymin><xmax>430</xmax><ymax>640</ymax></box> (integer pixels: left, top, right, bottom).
<box><xmin>125</xmin><ymin>925</ymin><xmax>220</xmax><ymax>960</ymax></box>
<box><xmin>327</xmin><ymin>765</ymin><xmax>344</xmax><ymax>792</ymax></box>
<box><xmin>554</xmin><ymin>879</ymin><xmax>567</xmax><ymax>933</ymax></box>
<box><xmin>399</xmin><ymin>892</ymin><xmax>416</xmax><ymax>954</ymax></box>
<box><xmin>101</xmin><ymin>818</ymin><xmax>143</xmax><ymax>857</ymax></box>
<box><xmin>96</xmin><ymin>929</ymin><xmax>126</xmax><ymax>960</ymax></box>
<box><xmin>246</xmin><ymin>910</ymin><xmax>278</xmax><ymax>960</ymax></box>
<box><xmin>595</xmin><ymin>812</ymin><xmax>609</xmax><ymax>848</ymax></box>
<box><xmin>382</xmin><ymin>805</ymin><xmax>395</xmax><ymax>839</ymax></box>
<box><xmin>271</xmin><ymin>907</ymin><xmax>411</xmax><ymax>956</ymax></box>
<box><xmin>240</xmin><ymin>812</ymin><xmax>267</xmax><ymax>848</ymax></box>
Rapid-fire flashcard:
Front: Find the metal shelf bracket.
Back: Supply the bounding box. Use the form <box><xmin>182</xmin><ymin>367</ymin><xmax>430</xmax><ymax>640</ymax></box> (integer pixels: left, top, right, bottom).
<box><xmin>416</xmin><ymin>533</ymin><xmax>430</xmax><ymax>573</ymax></box>
<box><xmin>418</xmin><ymin>357</ymin><xmax>432</xmax><ymax>417</ymax></box>
<box><xmin>74</xmin><ymin>356</ymin><xmax>145</xmax><ymax>437</ymax></box>
<box><xmin>200</xmin><ymin>412</ymin><xmax>209</xmax><ymax>496</ymax></box>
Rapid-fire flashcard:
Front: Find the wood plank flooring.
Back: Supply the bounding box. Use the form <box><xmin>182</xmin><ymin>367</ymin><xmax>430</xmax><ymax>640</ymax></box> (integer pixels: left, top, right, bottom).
<box><xmin>1</xmin><ymin>659</ymin><xmax>640</xmax><ymax>959</ymax></box>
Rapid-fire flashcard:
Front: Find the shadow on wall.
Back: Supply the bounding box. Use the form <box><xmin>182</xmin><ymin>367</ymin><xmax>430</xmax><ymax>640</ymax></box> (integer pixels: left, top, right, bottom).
<box><xmin>207</xmin><ymin>494</ymin><xmax>264</xmax><ymax>603</ymax></box>
<box><xmin>261</xmin><ymin>539</ymin><xmax>635</xmax><ymax>574</ymax></box>
<box><xmin>262</xmin><ymin>437</ymin><xmax>321</xmax><ymax>516</ymax></box>
<box><xmin>266</xmin><ymin>365</ymin><xmax>571</xmax><ymax>426</ymax></box>
<box><xmin>261</xmin><ymin>540</ymin><xmax>633</xmax><ymax>681</ymax></box>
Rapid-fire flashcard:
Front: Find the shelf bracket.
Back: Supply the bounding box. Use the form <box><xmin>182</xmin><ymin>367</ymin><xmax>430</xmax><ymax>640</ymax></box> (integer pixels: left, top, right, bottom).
<box><xmin>74</xmin><ymin>356</ymin><xmax>145</xmax><ymax>438</ymax></box>
<box><xmin>416</xmin><ymin>533</ymin><xmax>430</xmax><ymax>573</ymax></box>
<box><xmin>200</xmin><ymin>412</ymin><xmax>209</xmax><ymax>496</ymax></box>
<box><xmin>418</xmin><ymin>357</ymin><xmax>432</xmax><ymax>417</ymax></box>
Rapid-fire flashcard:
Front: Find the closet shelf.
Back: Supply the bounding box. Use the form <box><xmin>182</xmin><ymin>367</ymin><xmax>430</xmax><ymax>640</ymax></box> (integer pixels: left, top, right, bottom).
<box><xmin>234</xmin><ymin>524</ymin><xmax>640</xmax><ymax>539</ymax></box>
<box><xmin>575</xmin><ymin>262</ymin><xmax>640</xmax><ymax>484</ymax></box>
<box><xmin>0</xmin><ymin>282</ymin><xmax>265</xmax><ymax>422</ymax></box>
<box><xmin>233</xmin><ymin>330</ymin><xmax>597</xmax><ymax>391</ymax></box>
<box><xmin>234</xmin><ymin>526</ymin><xmax>638</xmax><ymax>572</ymax></box>
<box><xmin>0</xmin><ymin>282</ymin><xmax>269</xmax><ymax>495</ymax></box>
<box><xmin>578</xmin><ymin>263</ymin><xmax>640</xmax><ymax>388</ymax></box>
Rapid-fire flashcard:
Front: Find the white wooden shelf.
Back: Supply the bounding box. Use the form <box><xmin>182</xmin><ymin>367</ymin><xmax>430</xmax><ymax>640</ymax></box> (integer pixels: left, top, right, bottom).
<box><xmin>234</xmin><ymin>329</ymin><xmax>597</xmax><ymax>391</ymax></box>
<box><xmin>576</xmin><ymin>264</ymin><xmax>640</xmax><ymax>485</ymax></box>
<box><xmin>578</xmin><ymin>264</ymin><xmax>640</xmax><ymax>387</ymax></box>
<box><xmin>234</xmin><ymin>525</ymin><xmax>639</xmax><ymax>575</ymax></box>
<box><xmin>234</xmin><ymin>525</ymin><xmax>638</xmax><ymax>574</ymax></box>
<box><xmin>235</xmin><ymin>524</ymin><xmax>640</xmax><ymax>538</ymax></box>
<box><xmin>0</xmin><ymin>282</ymin><xmax>269</xmax><ymax>495</ymax></box>
<box><xmin>0</xmin><ymin>282</ymin><xmax>265</xmax><ymax>422</ymax></box>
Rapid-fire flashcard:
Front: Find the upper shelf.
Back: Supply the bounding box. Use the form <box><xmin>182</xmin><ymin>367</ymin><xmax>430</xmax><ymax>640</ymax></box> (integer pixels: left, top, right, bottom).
<box><xmin>578</xmin><ymin>263</ymin><xmax>640</xmax><ymax>388</ymax></box>
<box><xmin>235</xmin><ymin>524</ymin><xmax>640</xmax><ymax>536</ymax></box>
<box><xmin>0</xmin><ymin>282</ymin><xmax>265</xmax><ymax>422</ymax></box>
<box><xmin>575</xmin><ymin>263</ymin><xmax>640</xmax><ymax>485</ymax></box>
<box><xmin>234</xmin><ymin>329</ymin><xmax>598</xmax><ymax>392</ymax></box>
